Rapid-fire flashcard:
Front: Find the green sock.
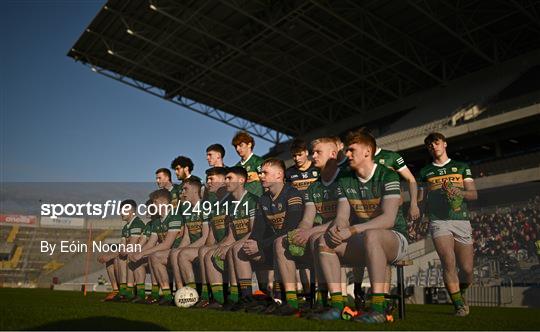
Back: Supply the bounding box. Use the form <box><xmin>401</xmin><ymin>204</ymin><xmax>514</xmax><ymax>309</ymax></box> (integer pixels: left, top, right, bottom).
<box><xmin>229</xmin><ymin>285</ymin><xmax>239</xmax><ymax>303</ymax></box>
<box><xmin>370</xmin><ymin>293</ymin><xmax>386</xmax><ymax>313</ymax></box>
<box><xmin>316</xmin><ymin>288</ymin><xmax>329</xmax><ymax>306</ymax></box>
<box><xmin>187</xmin><ymin>282</ymin><xmax>196</xmax><ymax>289</ymax></box>
<box><xmin>460</xmin><ymin>283</ymin><xmax>470</xmax><ymax>297</ymax></box>
<box><xmin>151</xmin><ymin>284</ymin><xmax>160</xmax><ymax>298</ymax></box>
<box><xmin>286</xmin><ymin>291</ymin><xmax>298</xmax><ymax>309</ymax></box>
<box><xmin>201</xmin><ymin>283</ymin><xmax>209</xmax><ymax>300</ymax></box>
<box><xmin>211</xmin><ymin>284</ymin><xmax>225</xmax><ymax>304</ymax></box>
<box><xmin>162</xmin><ymin>288</ymin><xmax>172</xmax><ymax>300</ymax></box>
<box><xmin>330</xmin><ymin>292</ymin><xmax>344</xmax><ymax>311</ymax></box>
<box><xmin>136</xmin><ymin>283</ymin><xmax>145</xmax><ymax>299</ymax></box>
<box><xmin>450</xmin><ymin>291</ymin><xmax>465</xmax><ymax>309</ymax></box>
<box><xmin>119</xmin><ymin>283</ymin><xmax>127</xmax><ymax>296</ymax></box>
<box><xmin>126</xmin><ymin>285</ymin><xmax>135</xmax><ymax>299</ymax></box>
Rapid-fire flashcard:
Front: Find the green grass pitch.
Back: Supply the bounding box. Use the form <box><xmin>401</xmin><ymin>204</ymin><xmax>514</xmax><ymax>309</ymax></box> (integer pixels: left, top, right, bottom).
<box><xmin>1</xmin><ymin>288</ymin><xmax>539</xmax><ymax>330</ymax></box>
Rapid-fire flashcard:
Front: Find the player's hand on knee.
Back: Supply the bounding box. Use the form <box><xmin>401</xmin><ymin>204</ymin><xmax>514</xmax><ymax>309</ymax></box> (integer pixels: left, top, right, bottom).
<box><xmin>325</xmin><ymin>226</ymin><xmax>342</xmax><ymax>248</ymax></box>
<box><xmin>293</xmin><ymin>228</ymin><xmax>311</xmax><ymax>245</ymax></box>
<box><xmin>242</xmin><ymin>239</ymin><xmax>259</xmax><ymax>256</ymax></box>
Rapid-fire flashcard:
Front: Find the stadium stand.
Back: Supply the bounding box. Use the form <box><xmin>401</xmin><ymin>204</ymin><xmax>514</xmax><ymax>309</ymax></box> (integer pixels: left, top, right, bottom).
<box><xmin>0</xmin><ymin>224</ymin><xmax>121</xmax><ymax>288</ymax></box>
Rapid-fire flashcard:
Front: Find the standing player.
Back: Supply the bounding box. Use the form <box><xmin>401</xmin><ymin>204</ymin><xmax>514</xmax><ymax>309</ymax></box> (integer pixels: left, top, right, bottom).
<box><xmin>176</xmin><ymin>178</ymin><xmax>210</xmax><ymax>293</ymax></box>
<box><xmin>285</xmin><ymin>138</ymin><xmax>319</xmax><ymax>192</ymax></box>
<box><xmin>171</xmin><ymin>156</ymin><xmax>201</xmax><ymax>193</ymax></box>
<box><xmin>130</xmin><ymin>189</ymin><xmax>183</xmax><ymax>305</ymax></box>
<box><xmin>315</xmin><ymin>130</ymin><xmax>408</xmax><ymax>323</ymax></box>
<box><xmin>418</xmin><ymin>132</ymin><xmax>477</xmax><ymax>317</ymax></box>
<box><xmin>156</xmin><ymin>168</ymin><xmax>182</xmax><ymax>208</ymax></box>
<box><xmin>273</xmin><ymin>137</ymin><xmax>340</xmax><ymax>315</ymax></box>
<box><xmin>231</xmin><ymin>159</ymin><xmax>304</xmax><ymax>310</ymax></box>
<box><xmin>232</xmin><ymin>131</ymin><xmax>264</xmax><ymax>197</ymax></box>
<box><xmin>206</xmin><ymin>144</ymin><xmax>226</xmax><ymax>167</ymax></box>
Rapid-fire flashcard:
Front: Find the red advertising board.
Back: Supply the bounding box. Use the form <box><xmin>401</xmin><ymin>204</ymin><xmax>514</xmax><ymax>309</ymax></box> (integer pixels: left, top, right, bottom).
<box><xmin>0</xmin><ymin>214</ymin><xmax>38</xmax><ymax>225</ymax></box>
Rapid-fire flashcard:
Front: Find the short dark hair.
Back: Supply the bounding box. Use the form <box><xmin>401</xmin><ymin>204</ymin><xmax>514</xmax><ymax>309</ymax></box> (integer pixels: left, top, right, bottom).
<box><xmin>171</xmin><ymin>156</ymin><xmax>194</xmax><ymax>172</ymax></box>
<box><xmin>120</xmin><ymin>199</ymin><xmax>137</xmax><ymax>211</ymax></box>
<box><xmin>290</xmin><ymin>138</ymin><xmax>308</xmax><ymax>154</ymax></box>
<box><xmin>424</xmin><ymin>132</ymin><xmax>446</xmax><ymax>146</ymax></box>
<box><xmin>205</xmin><ymin>167</ymin><xmax>228</xmax><ymax>177</ymax></box>
<box><xmin>206</xmin><ymin>144</ymin><xmax>225</xmax><ymax>158</ymax></box>
<box><xmin>155</xmin><ymin>168</ymin><xmax>171</xmax><ymax>180</ymax></box>
<box><xmin>262</xmin><ymin>158</ymin><xmax>286</xmax><ymax>174</ymax></box>
<box><xmin>149</xmin><ymin>189</ymin><xmax>171</xmax><ymax>203</ymax></box>
<box><xmin>232</xmin><ymin>131</ymin><xmax>255</xmax><ymax>148</ymax></box>
<box><xmin>183</xmin><ymin>177</ymin><xmax>203</xmax><ymax>194</ymax></box>
<box><xmin>225</xmin><ymin>166</ymin><xmax>248</xmax><ymax>181</ymax></box>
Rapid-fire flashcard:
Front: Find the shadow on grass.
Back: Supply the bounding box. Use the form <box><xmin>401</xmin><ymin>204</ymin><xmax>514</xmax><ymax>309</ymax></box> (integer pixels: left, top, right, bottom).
<box><xmin>26</xmin><ymin>316</ymin><xmax>166</xmax><ymax>331</ymax></box>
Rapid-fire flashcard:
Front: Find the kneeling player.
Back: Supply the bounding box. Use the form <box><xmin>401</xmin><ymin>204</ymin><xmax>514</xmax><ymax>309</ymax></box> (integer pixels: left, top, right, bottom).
<box><xmin>315</xmin><ymin>130</ymin><xmax>408</xmax><ymax>323</ymax></box>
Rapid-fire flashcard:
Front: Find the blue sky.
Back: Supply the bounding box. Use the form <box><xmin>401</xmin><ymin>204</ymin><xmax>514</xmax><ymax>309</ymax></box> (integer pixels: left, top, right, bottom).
<box><xmin>1</xmin><ymin>0</ymin><xmax>273</xmax><ymax>182</ymax></box>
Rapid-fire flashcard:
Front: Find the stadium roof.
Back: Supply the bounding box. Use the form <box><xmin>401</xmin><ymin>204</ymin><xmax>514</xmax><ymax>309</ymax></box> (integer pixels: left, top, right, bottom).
<box><xmin>68</xmin><ymin>0</ymin><xmax>540</xmax><ymax>143</ymax></box>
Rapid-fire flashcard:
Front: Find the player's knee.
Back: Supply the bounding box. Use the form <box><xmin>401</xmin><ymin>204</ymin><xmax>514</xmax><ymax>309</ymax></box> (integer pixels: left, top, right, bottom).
<box><xmin>363</xmin><ymin>229</ymin><xmax>381</xmax><ymax>248</ymax></box>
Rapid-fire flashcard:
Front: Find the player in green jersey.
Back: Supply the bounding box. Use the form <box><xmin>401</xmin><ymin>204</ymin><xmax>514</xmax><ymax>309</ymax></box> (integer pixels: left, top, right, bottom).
<box><xmin>206</xmin><ymin>144</ymin><xmax>226</xmax><ymax>167</ymax></box>
<box><xmin>156</xmin><ymin>168</ymin><xmax>182</xmax><ymax>208</ymax></box>
<box><xmin>101</xmin><ymin>200</ymin><xmax>145</xmax><ymax>302</ymax></box>
<box><xmin>418</xmin><ymin>132</ymin><xmax>477</xmax><ymax>317</ymax></box>
<box><xmin>98</xmin><ymin>200</ymin><xmax>142</xmax><ymax>302</ymax></box>
<box><xmin>130</xmin><ymin>199</ymin><xmax>161</xmax><ymax>304</ymax></box>
<box><xmin>204</xmin><ymin>166</ymin><xmax>258</xmax><ymax>308</ymax></box>
<box><xmin>175</xmin><ymin>178</ymin><xmax>210</xmax><ymax>296</ymax></box>
<box><xmin>314</xmin><ymin>130</ymin><xmax>408</xmax><ymax>323</ymax></box>
<box><xmin>171</xmin><ymin>156</ymin><xmax>201</xmax><ymax>200</ymax></box>
<box><xmin>232</xmin><ymin>131</ymin><xmax>264</xmax><ymax>197</ymax></box>
<box><xmin>130</xmin><ymin>189</ymin><xmax>183</xmax><ymax>305</ymax></box>
<box><xmin>273</xmin><ymin>137</ymin><xmax>341</xmax><ymax>315</ymax></box>
<box><xmin>192</xmin><ymin>166</ymin><xmax>229</xmax><ymax>308</ymax></box>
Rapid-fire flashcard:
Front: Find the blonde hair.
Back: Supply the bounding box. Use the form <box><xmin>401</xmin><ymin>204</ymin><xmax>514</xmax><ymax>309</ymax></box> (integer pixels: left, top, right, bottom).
<box><xmin>311</xmin><ymin>137</ymin><xmax>338</xmax><ymax>152</ymax></box>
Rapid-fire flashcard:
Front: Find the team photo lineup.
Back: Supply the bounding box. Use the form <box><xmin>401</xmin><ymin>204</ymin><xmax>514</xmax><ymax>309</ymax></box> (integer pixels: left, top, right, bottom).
<box><xmin>97</xmin><ymin>129</ymin><xmax>477</xmax><ymax>323</ymax></box>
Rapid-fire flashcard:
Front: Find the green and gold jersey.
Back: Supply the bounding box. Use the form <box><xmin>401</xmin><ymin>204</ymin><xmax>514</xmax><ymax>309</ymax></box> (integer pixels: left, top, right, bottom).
<box><xmin>336</xmin><ymin>164</ymin><xmax>407</xmax><ymax>238</ymax></box>
<box><xmin>285</xmin><ymin>163</ymin><xmax>319</xmax><ymax>192</ymax></box>
<box><xmin>305</xmin><ymin>170</ymin><xmax>341</xmax><ymax>225</ymax></box>
<box><xmin>169</xmin><ymin>183</ymin><xmax>182</xmax><ymax>208</ymax></box>
<box><xmin>228</xmin><ymin>191</ymin><xmax>258</xmax><ymax>241</ymax></box>
<box><xmin>207</xmin><ymin>192</ymin><xmax>231</xmax><ymax>243</ymax></box>
<box><xmin>121</xmin><ymin>216</ymin><xmax>145</xmax><ymax>238</ymax></box>
<box><xmin>153</xmin><ymin>211</ymin><xmax>183</xmax><ymax>247</ymax></box>
<box><xmin>374</xmin><ymin>148</ymin><xmax>407</xmax><ymax>172</ymax></box>
<box><xmin>237</xmin><ymin>153</ymin><xmax>264</xmax><ymax>197</ymax></box>
<box><xmin>418</xmin><ymin>159</ymin><xmax>473</xmax><ymax>221</ymax></box>
<box><xmin>180</xmin><ymin>201</ymin><xmax>208</xmax><ymax>244</ymax></box>
<box><xmin>142</xmin><ymin>217</ymin><xmax>160</xmax><ymax>237</ymax></box>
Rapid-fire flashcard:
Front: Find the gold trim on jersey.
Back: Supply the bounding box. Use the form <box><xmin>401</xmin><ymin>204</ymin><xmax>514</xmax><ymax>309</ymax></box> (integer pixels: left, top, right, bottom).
<box><xmin>349</xmin><ymin>198</ymin><xmax>382</xmax><ymax>219</ymax></box>
<box><xmin>232</xmin><ymin>217</ymin><xmax>251</xmax><ymax>238</ymax></box>
<box><xmin>427</xmin><ymin>174</ymin><xmax>464</xmax><ymax>191</ymax></box>
<box><xmin>291</xmin><ymin>178</ymin><xmax>318</xmax><ymax>191</ymax></box>
<box><xmin>247</xmin><ymin>171</ymin><xmax>260</xmax><ymax>182</ymax></box>
<box><xmin>314</xmin><ymin>201</ymin><xmax>338</xmax><ymax>220</ymax></box>
<box><xmin>266</xmin><ymin>211</ymin><xmax>286</xmax><ymax>230</ymax></box>
<box><xmin>186</xmin><ymin>221</ymin><xmax>203</xmax><ymax>236</ymax></box>
<box><xmin>211</xmin><ymin>215</ymin><xmax>227</xmax><ymax>230</ymax></box>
